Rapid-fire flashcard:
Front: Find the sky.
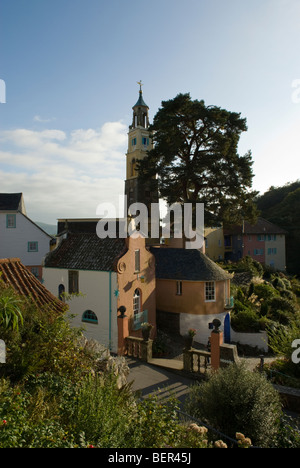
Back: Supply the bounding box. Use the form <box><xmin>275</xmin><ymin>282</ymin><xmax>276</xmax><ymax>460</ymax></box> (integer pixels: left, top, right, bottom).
<box><xmin>0</xmin><ymin>0</ymin><xmax>300</xmax><ymax>225</ymax></box>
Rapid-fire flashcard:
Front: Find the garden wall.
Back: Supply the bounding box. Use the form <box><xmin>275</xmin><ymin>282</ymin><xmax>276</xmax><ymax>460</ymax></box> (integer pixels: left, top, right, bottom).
<box><xmin>230</xmin><ymin>328</ymin><xmax>268</xmax><ymax>353</ymax></box>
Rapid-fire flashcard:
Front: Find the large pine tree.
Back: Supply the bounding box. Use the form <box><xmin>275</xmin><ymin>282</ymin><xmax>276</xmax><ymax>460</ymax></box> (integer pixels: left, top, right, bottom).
<box><xmin>138</xmin><ymin>93</ymin><xmax>258</xmax><ymax>226</ymax></box>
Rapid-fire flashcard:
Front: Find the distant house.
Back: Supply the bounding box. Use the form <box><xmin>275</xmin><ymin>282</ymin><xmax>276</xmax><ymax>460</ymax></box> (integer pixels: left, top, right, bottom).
<box><xmin>43</xmin><ymin>223</ymin><xmax>156</xmax><ymax>354</ymax></box>
<box><xmin>224</xmin><ymin>217</ymin><xmax>287</xmax><ymax>271</ymax></box>
<box><xmin>0</xmin><ymin>257</ymin><xmax>65</xmax><ymax>314</ymax></box>
<box><xmin>150</xmin><ymin>247</ymin><xmax>233</xmax><ymax>345</ymax></box>
<box><xmin>204</xmin><ymin>227</ymin><xmax>225</xmax><ymax>262</ymax></box>
<box><xmin>0</xmin><ymin>193</ymin><xmax>53</xmax><ymax>281</ymax></box>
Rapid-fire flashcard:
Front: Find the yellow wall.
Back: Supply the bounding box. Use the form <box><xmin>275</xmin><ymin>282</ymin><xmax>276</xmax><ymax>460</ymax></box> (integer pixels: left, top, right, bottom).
<box><xmin>156</xmin><ymin>278</ymin><xmax>230</xmax><ymax>316</ymax></box>
<box><xmin>204</xmin><ymin>227</ymin><xmax>225</xmax><ymax>261</ymax></box>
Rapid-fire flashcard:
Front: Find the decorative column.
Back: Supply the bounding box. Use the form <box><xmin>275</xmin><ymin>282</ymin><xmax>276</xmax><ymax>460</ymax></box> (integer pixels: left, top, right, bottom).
<box><xmin>117</xmin><ymin>306</ymin><xmax>129</xmax><ymax>356</ymax></box>
<box><xmin>210</xmin><ymin>319</ymin><xmax>223</xmax><ymax>371</ymax></box>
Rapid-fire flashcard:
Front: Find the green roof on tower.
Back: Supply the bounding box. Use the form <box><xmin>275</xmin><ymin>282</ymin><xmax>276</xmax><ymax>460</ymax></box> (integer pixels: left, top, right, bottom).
<box><xmin>133</xmin><ymin>80</ymin><xmax>149</xmax><ymax>109</ymax></box>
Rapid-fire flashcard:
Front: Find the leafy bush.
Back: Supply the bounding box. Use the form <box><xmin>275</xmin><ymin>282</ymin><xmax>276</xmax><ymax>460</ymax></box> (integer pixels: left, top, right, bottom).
<box><xmin>231</xmin><ymin>308</ymin><xmax>262</xmax><ymax>333</ymax></box>
<box><xmin>235</xmin><ymin>256</ymin><xmax>264</xmax><ymax>278</ymax></box>
<box><xmin>185</xmin><ymin>362</ymin><xmax>282</xmax><ymax>448</ymax></box>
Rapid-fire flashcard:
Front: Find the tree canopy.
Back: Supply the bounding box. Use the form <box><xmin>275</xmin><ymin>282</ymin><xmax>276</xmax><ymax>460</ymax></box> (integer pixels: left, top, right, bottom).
<box><xmin>138</xmin><ymin>93</ymin><xmax>258</xmax><ymax>225</ymax></box>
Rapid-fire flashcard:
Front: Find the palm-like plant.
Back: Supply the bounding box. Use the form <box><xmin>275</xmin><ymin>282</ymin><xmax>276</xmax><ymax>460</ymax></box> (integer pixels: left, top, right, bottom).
<box><xmin>0</xmin><ymin>294</ymin><xmax>24</xmax><ymax>331</ymax></box>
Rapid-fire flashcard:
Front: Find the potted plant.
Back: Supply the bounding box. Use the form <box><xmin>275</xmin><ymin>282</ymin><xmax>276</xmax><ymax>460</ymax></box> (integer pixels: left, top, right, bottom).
<box><xmin>141</xmin><ymin>322</ymin><xmax>153</xmax><ymax>341</ymax></box>
<box><xmin>184</xmin><ymin>328</ymin><xmax>196</xmax><ymax>350</ymax></box>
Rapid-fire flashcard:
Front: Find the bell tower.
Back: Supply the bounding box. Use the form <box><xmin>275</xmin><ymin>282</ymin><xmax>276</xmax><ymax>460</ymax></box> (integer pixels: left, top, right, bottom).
<box><xmin>126</xmin><ymin>81</ymin><xmax>151</xmax><ymax>184</ymax></box>
<box><xmin>125</xmin><ymin>82</ymin><xmax>158</xmax><ymax>242</ymax></box>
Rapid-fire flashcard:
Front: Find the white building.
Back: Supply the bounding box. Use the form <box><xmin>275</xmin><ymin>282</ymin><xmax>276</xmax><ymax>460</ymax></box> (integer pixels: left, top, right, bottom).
<box><xmin>0</xmin><ymin>193</ymin><xmax>53</xmax><ymax>281</ymax></box>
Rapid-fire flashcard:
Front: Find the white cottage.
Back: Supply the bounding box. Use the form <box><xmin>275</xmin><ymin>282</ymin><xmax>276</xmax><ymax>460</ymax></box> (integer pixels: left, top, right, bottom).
<box><xmin>0</xmin><ymin>193</ymin><xmax>53</xmax><ymax>281</ymax></box>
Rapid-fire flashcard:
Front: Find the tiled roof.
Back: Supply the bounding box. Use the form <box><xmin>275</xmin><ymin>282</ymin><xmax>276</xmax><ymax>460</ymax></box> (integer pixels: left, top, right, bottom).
<box><xmin>0</xmin><ymin>193</ymin><xmax>23</xmax><ymax>211</ymax></box>
<box><xmin>0</xmin><ymin>258</ymin><xmax>65</xmax><ymax>314</ymax></box>
<box><xmin>243</xmin><ymin>218</ymin><xmax>288</xmax><ymax>235</ymax></box>
<box><xmin>44</xmin><ymin>233</ymin><xmax>127</xmax><ymax>271</ymax></box>
<box><xmin>150</xmin><ymin>247</ymin><xmax>232</xmax><ymax>282</ymax></box>
<box><xmin>224</xmin><ymin>218</ymin><xmax>288</xmax><ymax>236</ymax></box>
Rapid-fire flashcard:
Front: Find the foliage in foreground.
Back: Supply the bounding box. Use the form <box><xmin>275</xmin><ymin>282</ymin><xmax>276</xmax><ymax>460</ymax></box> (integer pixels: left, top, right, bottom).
<box><xmin>0</xmin><ymin>372</ymin><xmax>212</xmax><ymax>448</ymax></box>
<box><xmin>185</xmin><ymin>362</ymin><xmax>287</xmax><ymax>448</ymax></box>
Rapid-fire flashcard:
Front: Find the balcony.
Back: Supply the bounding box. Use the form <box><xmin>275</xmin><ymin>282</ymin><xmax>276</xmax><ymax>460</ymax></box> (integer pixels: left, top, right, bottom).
<box><xmin>225</xmin><ymin>297</ymin><xmax>234</xmax><ymax>309</ymax></box>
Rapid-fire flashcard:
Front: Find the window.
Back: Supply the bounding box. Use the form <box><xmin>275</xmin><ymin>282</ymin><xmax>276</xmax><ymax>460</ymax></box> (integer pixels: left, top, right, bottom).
<box><xmin>132</xmin><ymin>137</ymin><xmax>137</xmax><ymax>147</ymax></box>
<box><xmin>82</xmin><ymin>310</ymin><xmax>98</xmax><ymax>324</ymax></box>
<box><xmin>31</xmin><ymin>267</ymin><xmax>39</xmax><ymax>278</ymax></box>
<box><xmin>6</xmin><ymin>214</ymin><xmax>16</xmax><ymax>228</ymax></box>
<box><xmin>135</xmin><ymin>249</ymin><xmax>140</xmax><ymax>272</ymax></box>
<box><xmin>28</xmin><ymin>241</ymin><xmax>38</xmax><ymax>252</ymax></box>
<box><xmin>133</xmin><ymin>289</ymin><xmax>141</xmax><ymax>316</ymax></box>
<box><xmin>224</xmin><ymin>235</ymin><xmax>232</xmax><ymax>247</ymax></box>
<box><xmin>176</xmin><ymin>281</ymin><xmax>182</xmax><ymax>295</ymax></box>
<box><xmin>267</xmin><ymin>248</ymin><xmax>277</xmax><ymax>255</ymax></box>
<box><xmin>142</xmin><ymin>137</ymin><xmax>149</xmax><ymax>146</ymax></box>
<box><xmin>68</xmin><ymin>270</ymin><xmax>79</xmax><ymax>294</ymax></box>
<box><xmin>58</xmin><ymin>284</ymin><xmax>65</xmax><ymax>302</ymax></box>
<box><xmin>205</xmin><ymin>282</ymin><xmax>216</xmax><ymax>302</ymax></box>
<box><xmin>254</xmin><ymin>249</ymin><xmax>264</xmax><ymax>256</ymax></box>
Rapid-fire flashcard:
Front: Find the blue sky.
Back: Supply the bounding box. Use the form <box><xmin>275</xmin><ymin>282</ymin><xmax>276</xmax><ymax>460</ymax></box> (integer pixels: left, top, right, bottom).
<box><xmin>0</xmin><ymin>0</ymin><xmax>300</xmax><ymax>224</ymax></box>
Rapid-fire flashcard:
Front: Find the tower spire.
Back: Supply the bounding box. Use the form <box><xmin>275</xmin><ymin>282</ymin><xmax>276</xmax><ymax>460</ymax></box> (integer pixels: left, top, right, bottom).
<box><xmin>131</xmin><ymin>80</ymin><xmax>149</xmax><ymax>129</ymax></box>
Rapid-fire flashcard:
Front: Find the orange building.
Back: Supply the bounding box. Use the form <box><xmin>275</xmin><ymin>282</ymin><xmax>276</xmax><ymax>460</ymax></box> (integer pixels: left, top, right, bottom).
<box><xmin>151</xmin><ymin>247</ymin><xmax>233</xmax><ymax>345</ymax></box>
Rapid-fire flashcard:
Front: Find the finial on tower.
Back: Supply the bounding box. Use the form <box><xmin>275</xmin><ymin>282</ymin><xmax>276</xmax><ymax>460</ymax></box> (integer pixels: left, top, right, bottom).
<box><xmin>137</xmin><ymin>80</ymin><xmax>143</xmax><ymax>93</ymax></box>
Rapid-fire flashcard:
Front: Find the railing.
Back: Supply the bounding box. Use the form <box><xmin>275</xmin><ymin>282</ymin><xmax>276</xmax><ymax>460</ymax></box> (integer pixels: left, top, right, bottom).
<box><xmin>126</xmin><ymin>336</ymin><xmax>153</xmax><ymax>362</ymax></box>
<box><xmin>183</xmin><ymin>349</ymin><xmax>211</xmax><ymax>375</ymax></box>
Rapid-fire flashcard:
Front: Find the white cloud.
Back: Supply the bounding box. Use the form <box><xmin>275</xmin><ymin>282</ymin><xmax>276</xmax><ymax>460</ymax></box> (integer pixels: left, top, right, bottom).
<box><xmin>0</xmin><ymin>121</ymin><xmax>128</xmax><ymax>224</ymax></box>
<box><xmin>33</xmin><ymin>115</ymin><xmax>56</xmax><ymax>123</ymax></box>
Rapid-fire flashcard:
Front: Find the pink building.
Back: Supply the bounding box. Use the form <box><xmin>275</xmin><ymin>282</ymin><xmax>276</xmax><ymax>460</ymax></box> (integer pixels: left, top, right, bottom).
<box><xmin>224</xmin><ymin>218</ymin><xmax>287</xmax><ymax>271</ymax></box>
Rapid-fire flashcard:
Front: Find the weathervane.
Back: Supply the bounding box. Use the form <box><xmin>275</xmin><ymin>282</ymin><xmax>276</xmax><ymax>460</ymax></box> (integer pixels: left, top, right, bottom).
<box><xmin>137</xmin><ymin>80</ymin><xmax>143</xmax><ymax>92</ymax></box>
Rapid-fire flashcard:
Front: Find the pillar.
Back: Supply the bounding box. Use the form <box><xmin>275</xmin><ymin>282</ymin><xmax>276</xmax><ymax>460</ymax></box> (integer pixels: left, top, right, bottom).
<box><xmin>210</xmin><ymin>319</ymin><xmax>223</xmax><ymax>371</ymax></box>
<box><xmin>117</xmin><ymin>308</ymin><xmax>129</xmax><ymax>356</ymax></box>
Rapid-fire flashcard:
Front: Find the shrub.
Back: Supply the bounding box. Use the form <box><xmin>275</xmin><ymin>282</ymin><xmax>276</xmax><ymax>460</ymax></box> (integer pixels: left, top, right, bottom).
<box><xmin>185</xmin><ymin>362</ymin><xmax>282</xmax><ymax>448</ymax></box>
<box><xmin>231</xmin><ymin>308</ymin><xmax>261</xmax><ymax>333</ymax></box>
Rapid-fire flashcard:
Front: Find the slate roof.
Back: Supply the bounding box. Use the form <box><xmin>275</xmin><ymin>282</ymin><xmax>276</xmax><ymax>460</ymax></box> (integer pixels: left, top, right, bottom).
<box><xmin>44</xmin><ymin>233</ymin><xmax>127</xmax><ymax>272</ymax></box>
<box><xmin>0</xmin><ymin>193</ymin><xmax>23</xmax><ymax>211</ymax></box>
<box><xmin>0</xmin><ymin>258</ymin><xmax>65</xmax><ymax>314</ymax></box>
<box><xmin>150</xmin><ymin>247</ymin><xmax>232</xmax><ymax>282</ymax></box>
<box><xmin>243</xmin><ymin>218</ymin><xmax>288</xmax><ymax>235</ymax></box>
<box><xmin>224</xmin><ymin>217</ymin><xmax>288</xmax><ymax>236</ymax></box>
<box><xmin>133</xmin><ymin>91</ymin><xmax>149</xmax><ymax>109</ymax></box>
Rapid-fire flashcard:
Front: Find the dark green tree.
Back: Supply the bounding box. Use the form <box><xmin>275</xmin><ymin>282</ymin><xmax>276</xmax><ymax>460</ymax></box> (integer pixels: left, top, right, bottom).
<box><xmin>138</xmin><ymin>93</ymin><xmax>258</xmax><ymax>225</ymax></box>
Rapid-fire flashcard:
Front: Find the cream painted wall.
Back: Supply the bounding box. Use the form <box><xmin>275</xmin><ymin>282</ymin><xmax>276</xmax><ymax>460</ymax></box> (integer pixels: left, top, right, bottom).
<box><xmin>265</xmin><ymin>235</ymin><xmax>286</xmax><ymax>271</ymax></box>
<box><xmin>43</xmin><ymin>267</ymin><xmax>119</xmax><ymax>353</ymax></box>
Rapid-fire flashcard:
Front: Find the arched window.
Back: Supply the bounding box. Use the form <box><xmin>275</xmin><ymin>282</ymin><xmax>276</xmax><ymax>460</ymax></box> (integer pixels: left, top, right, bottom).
<box><xmin>133</xmin><ymin>289</ymin><xmax>141</xmax><ymax>316</ymax></box>
<box><xmin>58</xmin><ymin>284</ymin><xmax>65</xmax><ymax>302</ymax></box>
<box><xmin>82</xmin><ymin>310</ymin><xmax>98</xmax><ymax>324</ymax></box>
